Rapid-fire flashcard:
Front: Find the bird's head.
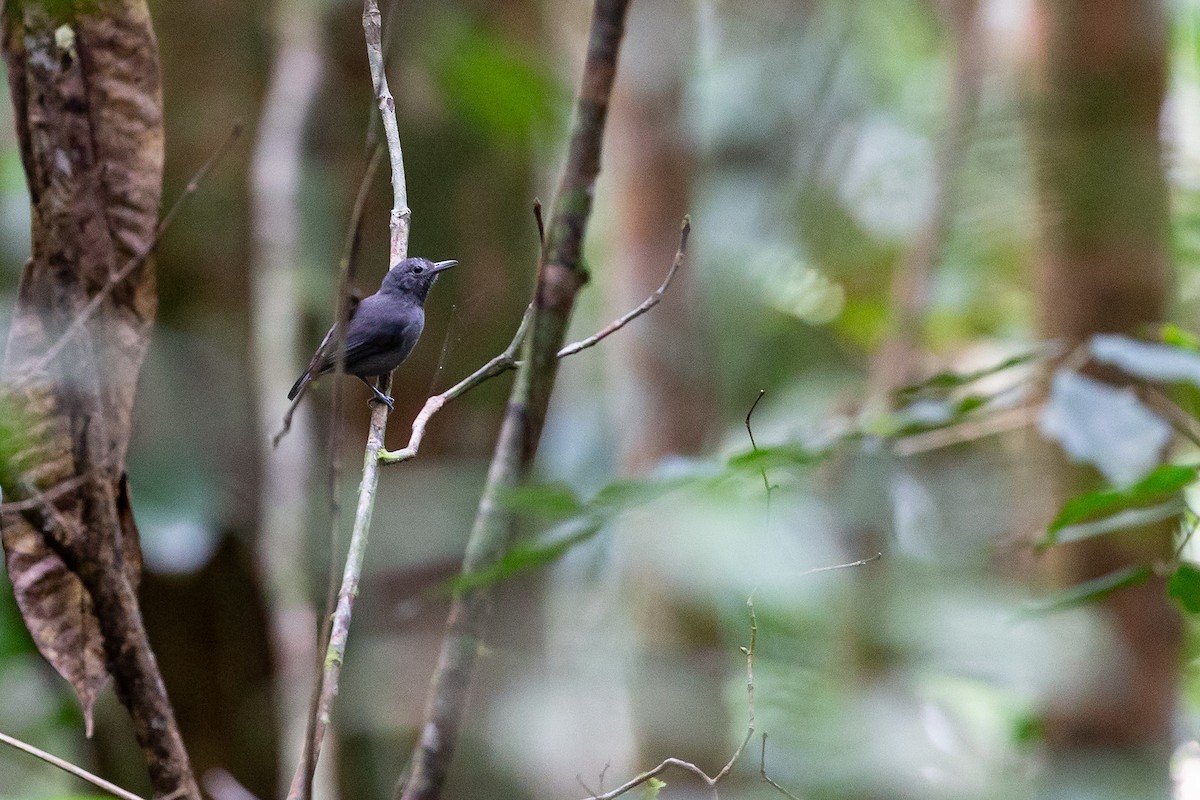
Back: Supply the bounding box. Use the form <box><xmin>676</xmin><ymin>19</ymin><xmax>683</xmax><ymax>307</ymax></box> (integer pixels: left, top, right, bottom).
<box><xmin>380</xmin><ymin>257</ymin><xmax>457</xmax><ymax>303</ymax></box>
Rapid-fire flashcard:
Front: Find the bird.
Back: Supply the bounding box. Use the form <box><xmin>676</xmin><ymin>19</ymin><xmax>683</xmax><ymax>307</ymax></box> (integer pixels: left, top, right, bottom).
<box><xmin>289</xmin><ymin>256</ymin><xmax>457</xmax><ymax>409</ymax></box>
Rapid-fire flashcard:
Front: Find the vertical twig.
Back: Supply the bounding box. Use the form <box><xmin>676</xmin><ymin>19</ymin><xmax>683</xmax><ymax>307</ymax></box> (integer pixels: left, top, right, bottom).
<box><xmin>285</xmin><ymin>2</ymin><xmax>410</xmax><ymax>798</ymax></box>
<box><xmin>396</xmin><ymin>3</ymin><xmax>632</xmax><ymax>799</ymax></box>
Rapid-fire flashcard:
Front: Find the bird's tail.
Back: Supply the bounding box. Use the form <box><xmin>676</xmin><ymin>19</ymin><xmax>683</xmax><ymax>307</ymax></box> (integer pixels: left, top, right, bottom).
<box><xmin>287</xmin><ymin>371</ymin><xmax>311</xmax><ymax>401</ymax></box>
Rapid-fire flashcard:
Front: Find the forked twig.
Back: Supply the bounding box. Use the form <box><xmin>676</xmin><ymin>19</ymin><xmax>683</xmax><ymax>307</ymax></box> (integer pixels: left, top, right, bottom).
<box><xmin>378</xmin><ymin>306</ymin><xmax>533</xmax><ymax>464</ymax></box>
<box><xmin>578</xmin><ymin>461</ymin><xmax>871</xmax><ymax>800</ymax></box>
<box><xmin>759</xmin><ymin>733</ymin><xmax>802</xmax><ymax>800</ymax></box>
<box><xmin>379</xmin><ymin>217</ymin><xmax>690</xmax><ymax>465</ymax></box>
<box><xmin>578</xmin><ymin>598</ymin><xmax>759</xmax><ymax>800</ymax></box>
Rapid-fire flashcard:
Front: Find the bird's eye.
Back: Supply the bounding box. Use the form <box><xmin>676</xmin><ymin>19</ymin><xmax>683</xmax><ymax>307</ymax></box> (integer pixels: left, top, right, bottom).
<box><xmin>412</xmin><ymin>266</ymin><xmax>424</xmax><ymax>274</ymax></box>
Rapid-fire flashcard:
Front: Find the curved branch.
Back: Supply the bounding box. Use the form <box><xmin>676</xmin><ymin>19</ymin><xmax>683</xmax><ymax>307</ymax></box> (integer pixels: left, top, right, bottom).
<box><xmin>380</xmin><ymin>219</ymin><xmax>688</xmax><ymax>465</ymax></box>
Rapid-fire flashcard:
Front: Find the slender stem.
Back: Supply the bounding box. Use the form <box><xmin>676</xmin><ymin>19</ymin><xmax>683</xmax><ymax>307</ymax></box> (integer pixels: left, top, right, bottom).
<box><xmin>397</xmin><ymin>4</ymin><xmax>632</xmax><ymax>799</ymax></box>
<box><xmin>291</xmin><ymin>418</ymin><xmax>387</xmax><ymax>800</ymax></box>
<box><xmin>798</xmin><ymin>552</ymin><xmax>881</xmax><ymax>576</ymax></box>
<box><xmin>364</xmin><ymin>0</ymin><xmax>409</xmax><ymax>263</ymax></box>
<box><xmin>380</xmin><ymin>223</ymin><xmax>687</xmax><ymax>465</ymax></box>
<box><xmin>556</xmin><ymin>218</ymin><xmax>688</xmax><ymax>358</ymax></box>
<box><xmin>286</xmin><ymin>2</ymin><xmax>406</xmax><ymax>798</ymax></box>
<box><xmin>379</xmin><ymin>307</ymin><xmax>532</xmax><ymax>464</ymax></box>
<box><xmin>0</xmin><ymin>730</ymin><xmax>146</xmax><ymax>800</ymax></box>
<box><xmin>758</xmin><ymin>733</ymin><xmax>803</xmax><ymax>800</ymax></box>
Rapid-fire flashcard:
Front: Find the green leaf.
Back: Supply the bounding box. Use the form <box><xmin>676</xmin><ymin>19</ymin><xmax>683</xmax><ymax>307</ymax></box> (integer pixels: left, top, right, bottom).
<box><xmin>1045</xmin><ymin>500</ymin><xmax>1186</xmax><ymax>547</ymax></box>
<box><xmin>1046</xmin><ymin>464</ymin><xmax>1199</xmax><ymax>539</ymax></box>
<box><xmin>497</xmin><ymin>482</ymin><xmax>584</xmax><ymax>520</ymax></box>
<box><xmin>895</xmin><ymin>352</ymin><xmax>1040</xmax><ymax>399</ymax></box>
<box><xmin>641</xmin><ymin>777</ymin><xmax>667</xmax><ymax>800</ymax></box>
<box><xmin>1161</xmin><ymin>324</ymin><xmax>1200</xmax><ymax>352</ymax></box>
<box><xmin>1023</xmin><ymin>565</ymin><xmax>1154</xmax><ymax>615</ymax></box>
<box><xmin>592</xmin><ymin>475</ymin><xmax>702</xmax><ymax>509</ymax></box>
<box><xmin>449</xmin><ymin>521</ymin><xmax>605</xmax><ymax>593</ymax></box>
<box><xmin>433</xmin><ymin>24</ymin><xmax>560</xmax><ymax>145</ymax></box>
<box><xmin>726</xmin><ymin>443</ymin><xmax>828</xmax><ymax>471</ymax></box>
<box><xmin>1169</xmin><ymin>562</ymin><xmax>1200</xmax><ymax>614</ymax></box>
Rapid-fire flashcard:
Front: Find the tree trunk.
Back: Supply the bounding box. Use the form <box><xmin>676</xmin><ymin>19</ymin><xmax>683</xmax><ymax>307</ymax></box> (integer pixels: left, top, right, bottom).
<box><xmin>1029</xmin><ymin>0</ymin><xmax>1179</xmax><ymax>772</ymax></box>
<box><xmin>0</xmin><ymin>1</ymin><xmax>199</xmax><ymax>797</ymax></box>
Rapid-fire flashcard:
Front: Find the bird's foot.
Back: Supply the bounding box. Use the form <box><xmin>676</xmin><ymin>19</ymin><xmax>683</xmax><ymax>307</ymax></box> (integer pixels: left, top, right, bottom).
<box><xmin>368</xmin><ymin>388</ymin><xmax>395</xmax><ymax>410</ymax></box>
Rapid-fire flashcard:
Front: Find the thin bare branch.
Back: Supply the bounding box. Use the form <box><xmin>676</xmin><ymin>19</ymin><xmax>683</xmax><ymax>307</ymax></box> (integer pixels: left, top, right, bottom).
<box><xmin>744</xmin><ymin>388</ymin><xmax>776</xmax><ymax>507</ymax></box>
<box><xmin>581</xmin><ymin>572</ymin><xmax>873</xmax><ymax>799</ymax></box>
<box><xmin>1140</xmin><ymin>385</ymin><xmax>1200</xmax><ymax>449</ymax></box>
<box><xmin>364</xmin><ymin>0</ymin><xmax>409</xmax><ymax>263</ymax></box>
<box><xmin>381</xmin><ymin>216</ymin><xmax>688</xmax><ymax>465</ymax></box>
<box><xmin>534</xmin><ymin>199</ymin><xmax>546</xmax><ymax>251</ymax></box>
<box><xmin>380</xmin><ymin>307</ymin><xmax>532</xmax><ymax>464</ymax></box>
<box><xmin>580</xmin><ymin>600</ymin><xmax>759</xmax><ymax>800</ymax></box>
<box><xmin>891</xmin><ymin>404</ymin><xmax>1040</xmax><ymax>457</ymax></box>
<box><xmin>398</xmin><ymin>4</ymin><xmax>633</xmax><ymax>795</ymax></box>
<box><xmin>286</xmin><ymin>2</ymin><xmax>405</xmax><ymax>797</ymax></box>
<box><xmin>0</xmin><ymin>730</ymin><xmax>146</xmax><ymax>800</ymax></box>
<box><xmin>584</xmin><ymin>757</ymin><xmax>717</xmax><ymax>800</ymax></box>
<box><xmin>26</xmin><ymin>123</ymin><xmax>242</xmax><ymax>378</ymax></box>
<box><xmin>758</xmin><ymin>734</ymin><xmax>803</xmax><ymax>800</ymax></box>
<box><xmin>557</xmin><ymin>217</ymin><xmax>688</xmax><ymax>358</ymax></box>
<box><xmin>798</xmin><ymin>552</ymin><xmax>882</xmax><ymax>577</ymax></box>
<box><xmin>745</xmin><ymin>390</ymin><xmax>765</xmax><ymax>452</ymax></box>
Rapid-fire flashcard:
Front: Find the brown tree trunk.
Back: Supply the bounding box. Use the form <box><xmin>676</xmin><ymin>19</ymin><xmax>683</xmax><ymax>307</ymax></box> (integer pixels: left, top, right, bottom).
<box><xmin>1028</xmin><ymin>0</ymin><xmax>1179</xmax><ymax>767</ymax></box>
<box><xmin>0</xmin><ymin>1</ymin><xmax>199</xmax><ymax>797</ymax></box>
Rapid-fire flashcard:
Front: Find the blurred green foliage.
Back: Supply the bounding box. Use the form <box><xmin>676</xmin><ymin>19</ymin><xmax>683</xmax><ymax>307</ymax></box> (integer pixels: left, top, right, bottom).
<box><xmin>429</xmin><ymin>21</ymin><xmax>563</xmax><ymax>147</ymax></box>
<box><xmin>4</xmin><ymin>0</ymin><xmax>1200</xmax><ymax>798</ymax></box>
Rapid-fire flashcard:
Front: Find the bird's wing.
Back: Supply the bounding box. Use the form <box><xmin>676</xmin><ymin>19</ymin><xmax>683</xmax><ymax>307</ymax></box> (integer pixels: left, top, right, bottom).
<box><xmin>338</xmin><ymin>301</ymin><xmax>406</xmax><ymax>367</ymax></box>
<box><xmin>339</xmin><ymin>300</ymin><xmax>426</xmax><ymax>377</ymax></box>
<box><xmin>288</xmin><ymin>295</ymin><xmax>363</xmax><ymax>399</ymax></box>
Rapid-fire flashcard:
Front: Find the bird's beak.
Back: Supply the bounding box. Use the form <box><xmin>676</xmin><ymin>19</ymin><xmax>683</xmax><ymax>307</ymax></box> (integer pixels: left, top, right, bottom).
<box><xmin>432</xmin><ymin>259</ymin><xmax>458</xmax><ymax>273</ymax></box>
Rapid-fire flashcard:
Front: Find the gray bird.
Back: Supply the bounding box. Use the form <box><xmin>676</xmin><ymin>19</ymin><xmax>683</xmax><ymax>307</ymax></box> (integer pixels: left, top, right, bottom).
<box><xmin>289</xmin><ymin>256</ymin><xmax>457</xmax><ymax>408</ymax></box>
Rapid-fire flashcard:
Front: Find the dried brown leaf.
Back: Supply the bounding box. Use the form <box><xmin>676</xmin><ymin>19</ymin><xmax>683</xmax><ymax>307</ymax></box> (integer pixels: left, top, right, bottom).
<box><xmin>0</xmin><ymin>0</ymin><xmax>161</xmax><ymax>732</ymax></box>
